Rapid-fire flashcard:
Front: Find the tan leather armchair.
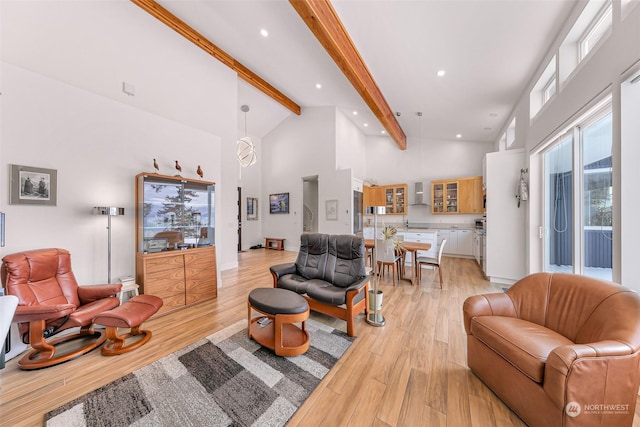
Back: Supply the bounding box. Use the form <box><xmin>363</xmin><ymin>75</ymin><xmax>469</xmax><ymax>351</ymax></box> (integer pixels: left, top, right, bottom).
<box><xmin>464</xmin><ymin>272</ymin><xmax>640</xmax><ymax>427</ymax></box>
<box><xmin>2</xmin><ymin>248</ymin><xmax>121</xmax><ymax>369</ymax></box>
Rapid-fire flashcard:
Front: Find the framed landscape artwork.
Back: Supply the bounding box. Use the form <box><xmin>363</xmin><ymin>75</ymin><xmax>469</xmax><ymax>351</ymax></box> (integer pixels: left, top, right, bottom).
<box><xmin>9</xmin><ymin>164</ymin><xmax>57</xmax><ymax>206</ymax></box>
<box><xmin>269</xmin><ymin>193</ymin><xmax>289</xmax><ymax>214</ymax></box>
<box><xmin>326</xmin><ymin>200</ymin><xmax>338</xmax><ymax>220</ymax></box>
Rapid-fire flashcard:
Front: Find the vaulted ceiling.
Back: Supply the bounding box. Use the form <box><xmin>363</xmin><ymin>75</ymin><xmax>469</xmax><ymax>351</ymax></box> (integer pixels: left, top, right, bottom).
<box><xmin>149</xmin><ymin>0</ymin><xmax>579</xmax><ymax>148</ymax></box>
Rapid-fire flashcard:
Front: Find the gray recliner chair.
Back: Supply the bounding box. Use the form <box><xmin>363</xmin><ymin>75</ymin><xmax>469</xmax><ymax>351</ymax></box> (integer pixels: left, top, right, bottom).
<box><xmin>270</xmin><ymin>233</ymin><xmax>370</xmax><ymax>337</ymax></box>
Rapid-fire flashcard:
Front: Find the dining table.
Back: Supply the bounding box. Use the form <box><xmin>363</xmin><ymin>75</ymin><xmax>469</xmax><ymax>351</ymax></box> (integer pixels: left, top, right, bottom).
<box><xmin>364</xmin><ymin>239</ymin><xmax>432</xmax><ymax>285</ymax></box>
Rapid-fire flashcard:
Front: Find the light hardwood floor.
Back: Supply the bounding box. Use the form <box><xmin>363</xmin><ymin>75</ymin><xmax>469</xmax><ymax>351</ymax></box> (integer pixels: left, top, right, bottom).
<box><xmin>1</xmin><ymin>249</ymin><xmax>639</xmax><ymax>426</ymax></box>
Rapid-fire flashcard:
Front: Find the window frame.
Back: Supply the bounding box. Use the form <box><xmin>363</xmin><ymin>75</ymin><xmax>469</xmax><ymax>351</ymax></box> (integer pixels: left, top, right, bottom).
<box><xmin>578</xmin><ymin>1</ymin><xmax>613</xmax><ymax>61</ymax></box>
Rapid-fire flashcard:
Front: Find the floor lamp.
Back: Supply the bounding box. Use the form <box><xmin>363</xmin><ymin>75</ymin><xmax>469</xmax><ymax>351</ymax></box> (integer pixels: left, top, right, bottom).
<box><xmin>365</xmin><ymin>205</ymin><xmax>386</xmax><ymax>327</ymax></box>
<box><xmin>93</xmin><ymin>206</ymin><xmax>124</xmax><ymax>283</ymax></box>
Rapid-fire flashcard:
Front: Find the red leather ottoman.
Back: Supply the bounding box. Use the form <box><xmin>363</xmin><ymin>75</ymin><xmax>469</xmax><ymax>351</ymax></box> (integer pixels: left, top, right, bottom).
<box><xmin>94</xmin><ymin>294</ymin><xmax>163</xmax><ymax>356</ymax></box>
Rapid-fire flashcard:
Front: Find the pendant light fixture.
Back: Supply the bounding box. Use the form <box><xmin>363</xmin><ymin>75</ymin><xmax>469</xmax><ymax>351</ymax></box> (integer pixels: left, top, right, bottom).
<box><xmin>414</xmin><ymin>112</ymin><xmax>426</xmax><ymax>205</ymax></box>
<box><xmin>237</xmin><ymin>105</ymin><xmax>257</xmax><ymax>167</ymax></box>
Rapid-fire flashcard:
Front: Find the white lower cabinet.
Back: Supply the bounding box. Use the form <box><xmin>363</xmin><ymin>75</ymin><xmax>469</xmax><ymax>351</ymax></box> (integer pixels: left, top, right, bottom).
<box><xmin>437</xmin><ymin>229</ymin><xmax>473</xmax><ymax>257</ymax></box>
<box><xmin>456</xmin><ymin>229</ymin><xmax>473</xmax><ymax>256</ymax></box>
<box><xmin>399</xmin><ymin>231</ymin><xmax>437</xmax><ymax>266</ymax></box>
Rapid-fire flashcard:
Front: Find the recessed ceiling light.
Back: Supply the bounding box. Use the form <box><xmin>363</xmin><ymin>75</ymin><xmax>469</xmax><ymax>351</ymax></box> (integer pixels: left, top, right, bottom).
<box><xmin>353</xmin><ymin>111</ymin><xmax>358</xmax><ymax>115</ymax></box>
<box><xmin>456</xmin><ymin>134</ymin><xmax>462</xmax><ymax>138</ymax></box>
<box><xmin>381</xmin><ymin>130</ymin><xmax>386</xmax><ymax>134</ymax></box>
<box><xmin>437</xmin><ymin>70</ymin><xmax>446</xmax><ymax>77</ymax></box>
<box><xmin>364</xmin><ymin>123</ymin><xmax>369</xmax><ymax>127</ymax></box>
<box><xmin>315</xmin><ymin>83</ymin><xmax>322</xmax><ymax>89</ymax></box>
<box><xmin>260</xmin><ymin>29</ymin><xmax>269</xmax><ymax>37</ymax></box>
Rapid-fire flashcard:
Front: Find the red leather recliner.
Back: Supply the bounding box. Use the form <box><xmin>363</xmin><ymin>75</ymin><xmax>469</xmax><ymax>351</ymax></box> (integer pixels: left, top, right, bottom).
<box><xmin>1</xmin><ymin>248</ymin><xmax>121</xmax><ymax>369</ymax></box>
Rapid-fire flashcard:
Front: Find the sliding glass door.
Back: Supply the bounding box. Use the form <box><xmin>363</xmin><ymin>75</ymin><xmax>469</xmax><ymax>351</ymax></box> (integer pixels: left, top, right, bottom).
<box><xmin>544</xmin><ymin>135</ymin><xmax>573</xmax><ymax>273</ymax></box>
<box><xmin>582</xmin><ymin>112</ymin><xmax>613</xmax><ymax>279</ymax></box>
<box><xmin>543</xmin><ymin>108</ymin><xmax>612</xmax><ymax>280</ymax></box>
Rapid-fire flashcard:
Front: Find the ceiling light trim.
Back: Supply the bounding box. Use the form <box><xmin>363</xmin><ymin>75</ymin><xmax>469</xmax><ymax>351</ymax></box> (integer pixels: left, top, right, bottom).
<box><xmin>289</xmin><ymin>0</ymin><xmax>406</xmax><ymax>150</ymax></box>
<box><xmin>131</xmin><ymin>0</ymin><xmax>301</xmax><ymax>115</ymax></box>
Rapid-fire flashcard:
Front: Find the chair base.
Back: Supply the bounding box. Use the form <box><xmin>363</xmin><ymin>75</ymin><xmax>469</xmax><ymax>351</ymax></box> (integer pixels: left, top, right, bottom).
<box><xmin>101</xmin><ymin>325</ymin><xmax>152</xmax><ymax>356</ymax></box>
<box><xmin>17</xmin><ymin>329</ymin><xmax>106</xmax><ymax>370</ymax></box>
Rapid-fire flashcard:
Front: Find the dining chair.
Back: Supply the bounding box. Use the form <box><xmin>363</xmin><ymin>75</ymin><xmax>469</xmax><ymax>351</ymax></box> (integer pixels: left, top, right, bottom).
<box><xmin>393</xmin><ymin>235</ymin><xmax>406</xmax><ymax>280</ymax></box>
<box><xmin>417</xmin><ymin>239</ymin><xmax>446</xmax><ymax>288</ymax></box>
<box><xmin>376</xmin><ymin>239</ymin><xmax>401</xmax><ymax>286</ymax></box>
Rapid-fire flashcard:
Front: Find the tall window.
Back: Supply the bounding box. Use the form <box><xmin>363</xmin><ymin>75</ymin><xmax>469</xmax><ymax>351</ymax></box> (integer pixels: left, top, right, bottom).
<box><xmin>543</xmin><ymin>108</ymin><xmax>612</xmax><ymax>280</ymax></box>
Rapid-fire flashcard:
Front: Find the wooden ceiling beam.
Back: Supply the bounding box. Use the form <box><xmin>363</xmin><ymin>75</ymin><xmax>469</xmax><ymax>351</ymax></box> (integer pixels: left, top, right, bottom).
<box><xmin>131</xmin><ymin>0</ymin><xmax>301</xmax><ymax>115</ymax></box>
<box><xmin>289</xmin><ymin>0</ymin><xmax>406</xmax><ymax>150</ymax></box>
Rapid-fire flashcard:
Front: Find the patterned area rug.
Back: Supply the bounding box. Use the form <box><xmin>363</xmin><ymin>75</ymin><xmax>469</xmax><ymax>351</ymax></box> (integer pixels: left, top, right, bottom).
<box><xmin>45</xmin><ymin>318</ymin><xmax>354</xmax><ymax>427</ymax></box>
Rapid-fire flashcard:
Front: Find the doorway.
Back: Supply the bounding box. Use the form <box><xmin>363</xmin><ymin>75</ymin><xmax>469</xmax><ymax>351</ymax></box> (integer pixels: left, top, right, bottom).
<box><xmin>237</xmin><ymin>187</ymin><xmax>242</xmax><ymax>251</ymax></box>
<box><xmin>302</xmin><ymin>176</ymin><xmax>318</xmax><ymax>233</ymax></box>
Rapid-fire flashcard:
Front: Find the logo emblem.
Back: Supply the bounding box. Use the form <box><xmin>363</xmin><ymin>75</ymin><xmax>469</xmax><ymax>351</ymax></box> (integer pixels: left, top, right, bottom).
<box><xmin>566</xmin><ymin>401</ymin><xmax>581</xmax><ymax>417</ymax></box>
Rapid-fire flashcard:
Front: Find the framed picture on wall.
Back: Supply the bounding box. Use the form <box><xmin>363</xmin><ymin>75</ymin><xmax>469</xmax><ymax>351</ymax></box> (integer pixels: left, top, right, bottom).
<box><xmin>9</xmin><ymin>164</ymin><xmax>57</xmax><ymax>206</ymax></box>
<box><xmin>247</xmin><ymin>197</ymin><xmax>258</xmax><ymax>220</ymax></box>
<box><xmin>269</xmin><ymin>193</ymin><xmax>289</xmax><ymax>214</ymax></box>
<box><xmin>326</xmin><ymin>200</ymin><xmax>338</xmax><ymax>220</ymax></box>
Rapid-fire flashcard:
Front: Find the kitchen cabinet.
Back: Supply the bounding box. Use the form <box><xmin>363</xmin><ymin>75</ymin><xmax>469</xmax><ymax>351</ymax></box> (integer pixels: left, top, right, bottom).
<box><xmin>458</xmin><ymin>177</ymin><xmax>484</xmax><ymax>214</ymax></box>
<box><xmin>437</xmin><ymin>228</ymin><xmax>473</xmax><ymax>257</ymax></box>
<box><xmin>455</xmin><ymin>229</ymin><xmax>473</xmax><ymax>256</ymax></box>
<box><xmin>364</xmin><ymin>184</ymin><xmax>407</xmax><ymax>215</ymax></box>
<box><xmin>135</xmin><ymin>172</ymin><xmax>217</xmax><ymax>314</ymax></box>
<box><xmin>432</xmin><ymin>176</ymin><xmax>482</xmax><ymax>214</ymax></box>
<box><xmin>473</xmin><ymin>231</ymin><xmax>481</xmax><ymax>264</ymax></box>
<box><xmin>432</xmin><ymin>181</ymin><xmax>458</xmax><ymax>213</ymax></box>
<box><xmin>363</xmin><ymin>185</ymin><xmax>385</xmax><ymax>208</ymax></box>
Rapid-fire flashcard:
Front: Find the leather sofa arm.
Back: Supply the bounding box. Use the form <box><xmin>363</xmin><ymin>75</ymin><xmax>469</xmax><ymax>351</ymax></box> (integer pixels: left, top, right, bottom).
<box><xmin>13</xmin><ymin>304</ymin><xmax>76</xmax><ymax>323</ymax></box>
<box><xmin>269</xmin><ymin>263</ymin><xmax>297</xmax><ymax>287</ymax></box>
<box><xmin>463</xmin><ymin>292</ymin><xmax>517</xmax><ymax>334</ymax></box>
<box><xmin>78</xmin><ymin>284</ymin><xmax>121</xmax><ymax>304</ymax></box>
<box><xmin>342</xmin><ymin>275</ymin><xmax>370</xmax><ymax>293</ymax></box>
<box><xmin>544</xmin><ymin>341</ymin><xmax>639</xmax><ymax>410</ymax></box>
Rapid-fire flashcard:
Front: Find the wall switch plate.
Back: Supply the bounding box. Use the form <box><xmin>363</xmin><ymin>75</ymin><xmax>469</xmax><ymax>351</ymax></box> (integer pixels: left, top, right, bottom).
<box><xmin>122</xmin><ymin>82</ymin><xmax>135</xmax><ymax>96</ymax></box>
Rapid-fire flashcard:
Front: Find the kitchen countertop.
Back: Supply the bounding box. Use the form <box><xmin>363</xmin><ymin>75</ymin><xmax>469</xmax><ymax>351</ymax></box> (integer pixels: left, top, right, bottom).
<box><xmin>401</xmin><ymin>223</ymin><xmax>476</xmax><ymax>231</ymax></box>
<box><xmin>363</xmin><ymin>223</ymin><xmax>478</xmax><ymax>233</ymax></box>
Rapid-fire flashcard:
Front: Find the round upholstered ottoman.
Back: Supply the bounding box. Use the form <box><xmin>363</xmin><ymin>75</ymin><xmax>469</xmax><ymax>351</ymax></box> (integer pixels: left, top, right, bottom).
<box><xmin>247</xmin><ymin>288</ymin><xmax>310</xmax><ymax>356</ymax></box>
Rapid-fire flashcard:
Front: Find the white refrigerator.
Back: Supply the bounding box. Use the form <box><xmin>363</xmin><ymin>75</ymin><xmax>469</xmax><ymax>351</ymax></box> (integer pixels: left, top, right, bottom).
<box><xmin>484</xmin><ymin>149</ymin><xmax>526</xmax><ymax>285</ymax></box>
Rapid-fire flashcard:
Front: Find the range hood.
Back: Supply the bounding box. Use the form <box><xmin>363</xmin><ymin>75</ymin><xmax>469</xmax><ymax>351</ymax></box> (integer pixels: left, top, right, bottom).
<box><xmin>411</xmin><ymin>182</ymin><xmax>430</xmax><ymax>206</ymax></box>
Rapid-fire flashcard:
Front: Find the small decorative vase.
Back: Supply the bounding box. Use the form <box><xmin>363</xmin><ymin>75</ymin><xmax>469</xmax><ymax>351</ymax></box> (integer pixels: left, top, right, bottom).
<box><xmin>384</xmin><ymin>238</ymin><xmax>394</xmax><ymax>256</ymax></box>
<box><xmin>369</xmin><ymin>289</ymin><xmax>383</xmax><ymax>311</ymax></box>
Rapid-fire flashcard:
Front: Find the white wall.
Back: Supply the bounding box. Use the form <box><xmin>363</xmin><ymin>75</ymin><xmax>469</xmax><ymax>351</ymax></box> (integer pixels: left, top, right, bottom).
<box><xmin>620</xmin><ymin>67</ymin><xmax>640</xmax><ymax>287</ymax></box>
<box><xmin>1</xmin><ymin>2</ymin><xmax>240</xmax><ymax>281</ymax></box>
<box><xmin>261</xmin><ymin>107</ymin><xmax>336</xmax><ymax>249</ymax></box>
<box><xmin>1</xmin><ymin>63</ymin><xmax>221</xmax><ymax>284</ymax></box>
<box><xmin>335</xmin><ymin>109</ymin><xmax>367</xmax><ymax>178</ymax></box>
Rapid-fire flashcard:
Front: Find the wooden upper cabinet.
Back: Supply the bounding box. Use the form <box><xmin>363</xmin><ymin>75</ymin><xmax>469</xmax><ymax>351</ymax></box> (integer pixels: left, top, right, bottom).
<box><xmin>364</xmin><ymin>185</ymin><xmax>385</xmax><ymax>209</ymax></box>
<box><xmin>432</xmin><ymin>176</ymin><xmax>482</xmax><ymax>214</ymax></box>
<box><xmin>458</xmin><ymin>177</ymin><xmax>483</xmax><ymax>214</ymax></box>
<box><xmin>364</xmin><ymin>184</ymin><xmax>407</xmax><ymax>215</ymax></box>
